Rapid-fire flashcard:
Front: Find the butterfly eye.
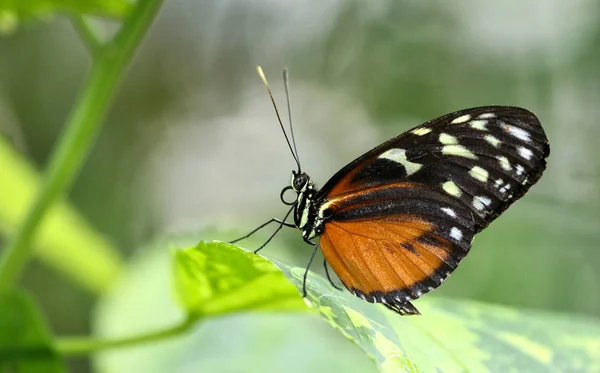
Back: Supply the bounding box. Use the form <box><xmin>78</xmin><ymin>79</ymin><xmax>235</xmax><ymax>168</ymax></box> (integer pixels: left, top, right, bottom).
<box><xmin>292</xmin><ymin>173</ymin><xmax>309</xmax><ymax>191</ymax></box>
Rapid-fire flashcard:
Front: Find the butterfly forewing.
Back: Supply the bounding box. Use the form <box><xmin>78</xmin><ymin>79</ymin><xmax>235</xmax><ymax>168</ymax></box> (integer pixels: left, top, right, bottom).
<box><xmin>316</xmin><ymin>106</ymin><xmax>549</xmax><ymax>314</ymax></box>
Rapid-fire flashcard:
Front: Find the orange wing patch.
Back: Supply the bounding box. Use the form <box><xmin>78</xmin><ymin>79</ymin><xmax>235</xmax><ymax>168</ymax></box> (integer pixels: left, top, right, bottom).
<box><xmin>320</xmin><ymin>216</ymin><xmax>456</xmax><ymax>302</ymax></box>
<box><xmin>326</xmin><ymin>166</ymin><xmax>363</xmax><ymax>197</ymax></box>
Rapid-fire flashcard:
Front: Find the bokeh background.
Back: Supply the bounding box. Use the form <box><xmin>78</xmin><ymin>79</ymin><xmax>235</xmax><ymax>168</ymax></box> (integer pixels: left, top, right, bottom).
<box><xmin>1</xmin><ymin>1</ymin><xmax>599</xmax><ymax>372</ymax></box>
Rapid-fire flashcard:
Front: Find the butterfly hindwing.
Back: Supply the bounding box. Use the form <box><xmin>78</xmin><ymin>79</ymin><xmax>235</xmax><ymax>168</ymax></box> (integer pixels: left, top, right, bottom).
<box><xmin>319</xmin><ymin>183</ymin><xmax>476</xmax><ymax>314</ymax></box>
<box><xmin>316</xmin><ymin>106</ymin><xmax>549</xmax><ymax>314</ymax></box>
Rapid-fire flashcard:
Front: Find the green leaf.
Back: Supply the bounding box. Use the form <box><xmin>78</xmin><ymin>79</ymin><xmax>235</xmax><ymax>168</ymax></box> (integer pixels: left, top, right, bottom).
<box><xmin>0</xmin><ymin>0</ymin><xmax>132</xmax><ymax>33</ymax></box>
<box><xmin>0</xmin><ymin>290</ymin><xmax>66</xmax><ymax>372</ymax></box>
<box><xmin>93</xmin><ymin>233</ymin><xmax>376</xmax><ymax>373</ymax></box>
<box><xmin>277</xmin><ymin>264</ymin><xmax>600</xmax><ymax>372</ymax></box>
<box><xmin>173</xmin><ymin>241</ymin><xmax>308</xmax><ymax>317</ymax></box>
<box><xmin>0</xmin><ymin>136</ymin><xmax>123</xmax><ymax>293</ymax></box>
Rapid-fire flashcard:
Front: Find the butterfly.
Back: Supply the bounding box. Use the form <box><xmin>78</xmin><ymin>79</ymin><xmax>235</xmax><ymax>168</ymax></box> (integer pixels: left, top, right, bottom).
<box><xmin>232</xmin><ymin>66</ymin><xmax>550</xmax><ymax>316</ymax></box>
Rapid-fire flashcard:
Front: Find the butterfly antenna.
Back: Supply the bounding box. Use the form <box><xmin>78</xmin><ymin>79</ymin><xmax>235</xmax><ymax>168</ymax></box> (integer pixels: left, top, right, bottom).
<box><xmin>256</xmin><ymin>66</ymin><xmax>301</xmax><ymax>172</ymax></box>
<box><xmin>283</xmin><ymin>68</ymin><xmax>301</xmax><ymax>171</ymax></box>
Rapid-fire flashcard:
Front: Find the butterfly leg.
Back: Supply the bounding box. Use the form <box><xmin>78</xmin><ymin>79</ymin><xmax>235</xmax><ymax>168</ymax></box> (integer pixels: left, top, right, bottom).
<box><xmin>301</xmin><ymin>241</ymin><xmax>319</xmax><ymax>298</ymax></box>
<box><xmin>324</xmin><ymin>259</ymin><xmax>343</xmax><ymax>291</ymax></box>
<box><xmin>229</xmin><ymin>206</ymin><xmax>295</xmax><ymax>253</ymax></box>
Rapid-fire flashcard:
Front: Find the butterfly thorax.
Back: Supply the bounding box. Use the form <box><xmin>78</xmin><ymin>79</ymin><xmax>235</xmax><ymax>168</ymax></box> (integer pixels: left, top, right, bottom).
<box><xmin>289</xmin><ymin>172</ymin><xmax>324</xmax><ymax>241</ymax></box>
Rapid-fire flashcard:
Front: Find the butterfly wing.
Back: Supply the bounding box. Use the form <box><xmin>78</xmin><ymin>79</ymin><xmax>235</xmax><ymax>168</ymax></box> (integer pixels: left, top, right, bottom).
<box><xmin>316</xmin><ymin>106</ymin><xmax>550</xmax><ymax>315</ymax></box>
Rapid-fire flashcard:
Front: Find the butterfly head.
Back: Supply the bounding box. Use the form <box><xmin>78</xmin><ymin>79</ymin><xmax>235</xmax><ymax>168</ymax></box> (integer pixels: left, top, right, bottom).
<box><xmin>291</xmin><ymin>170</ymin><xmax>311</xmax><ymax>193</ymax></box>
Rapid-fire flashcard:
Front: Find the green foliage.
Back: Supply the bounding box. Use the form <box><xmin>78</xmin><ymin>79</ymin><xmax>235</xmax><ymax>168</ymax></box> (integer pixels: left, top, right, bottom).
<box><xmin>0</xmin><ymin>0</ymin><xmax>131</xmax><ymax>34</ymax></box>
<box><xmin>278</xmin><ymin>260</ymin><xmax>600</xmax><ymax>372</ymax></box>
<box><xmin>173</xmin><ymin>241</ymin><xmax>308</xmax><ymax>316</ymax></box>
<box><xmin>101</xmin><ymin>238</ymin><xmax>600</xmax><ymax>372</ymax></box>
<box><xmin>0</xmin><ymin>0</ymin><xmax>163</xmax><ymax>291</ymax></box>
<box><xmin>0</xmin><ymin>291</ymin><xmax>65</xmax><ymax>372</ymax></box>
<box><xmin>0</xmin><ymin>0</ymin><xmax>164</xmax><ymax>369</ymax></box>
<box><xmin>92</xmin><ymin>234</ymin><xmax>377</xmax><ymax>373</ymax></box>
<box><xmin>0</xmin><ymin>137</ymin><xmax>123</xmax><ymax>293</ymax></box>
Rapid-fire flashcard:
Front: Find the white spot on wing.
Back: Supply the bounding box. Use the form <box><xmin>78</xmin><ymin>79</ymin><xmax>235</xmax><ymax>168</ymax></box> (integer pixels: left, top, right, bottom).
<box><xmin>515</xmin><ymin>164</ymin><xmax>525</xmax><ymax>176</ymax></box>
<box><xmin>484</xmin><ymin>135</ymin><xmax>501</xmax><ymax>147</ymax></box>
<box><xmin>472</xmin><ymin>197</ymin><xmax>485</xmax><ymax>211</ymax></box>
<box><xmin>497</xmin><ymin>155</ymin><xmax>512</xmax><ymax>171</ymax></box>
<box><xmin>442</xmin><ymin>181</ymin><xmax>462</xmax><ymax>197</ymax></box>
<box><xmin>451</xmin><ymin>114</ymin><xmax>471</xmax><ymax>124</ymax></box>
<box><xmin>476</xmin><ymin>195</ymin><xmax>492</xmax><ymax>206</ymax></box>
<box><xmin>469</xmin><ymin>166</ymin><xmax>489</xmax><ymax>182</ymax></box>
<box><xmin>412</xmin><ymin>127</ymin><xmax>432</xmax><ymax>136</ymax></box>
<box><xmin>470</xmin><ymin>120</ymin><xmax>487</xmax><ymax>131</ymax></box>
<box><xmin>518</xmin><ymin>147</ymin><xmax>533</xmax><ymax>160</ymax></box>
<box><xmin>439</xmin><ymin>133</ymin><xmax>459</xmax><ymax>145</ymax></box>
<box><xmin>478</xmin><ymin>113</ymin><xmax>496</xmax><ymax>119</ymax></box>
<box><xmin>442</xmin><ymin>145</ymin><xmax>478</xmax><ymax>159</ymax></box>
<box><xmin>378</xmin><ymin>148</ymin><xmax>423</xmax><ymax>176</ymax></box>
<box><xmin>500</xmin><ymin>183</ymin><xmax>511</xmax><ymax>194</ymax></box>
<box><xmin>450</xmin><ymin>227</ymin><xmax>463</xmax><ymax>241</ymax></box>
<box><xmin>441</xmin><ymin>207</ymin><xmax>457</xmax><ymax>217</ymax></box>
<box><xmin>505</xmin><ymin>125</ymin><xmax>531</xmax><ymax>142</ymax></box>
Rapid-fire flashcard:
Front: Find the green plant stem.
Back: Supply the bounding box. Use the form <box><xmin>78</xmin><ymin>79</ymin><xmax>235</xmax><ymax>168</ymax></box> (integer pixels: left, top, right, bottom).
<box><xmin>56</xmin><ymin>316</ymin><xmax>199</xmax><ymax>357</ymax></box>
<box><xmin>70</xmin><ymin>15</ymin><xmax>102</xmax><ymax>57</ymax></box>
<box><xmin>0</xmin><ymin>0</ymin><xmax>164</xmax><ymax>291</ymax></box>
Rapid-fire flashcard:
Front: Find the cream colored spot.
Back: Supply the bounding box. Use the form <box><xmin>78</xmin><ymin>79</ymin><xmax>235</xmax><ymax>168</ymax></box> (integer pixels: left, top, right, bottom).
<box><xmin>518</xmin><ymin>147</ymin><xmax>533</xmax><ymax>160</ymax></box>
<box><xmin>442</xmin><ymin>145</ymin><xmax>478</xmax><ymax>159</ymax></box>
<box><xmin>506</xmin><ymin>125</ymin><xmax>531</xmax><ymax>142</ymax></box>
<box><xmin>485</xmin><ymin>135</ymin><xmax>501</xmax><ymax>147</ymax></box>
<box><xmin>470</xmin><ymin>120</ymin><xmax>488</xmax><ymax>131</ymax></box>
<box><xmin>441</xmin><ymin>207</ymin><xmax>457</xmax><ymax>217</ymax></box>
<box><xmin>451</xmin><ymin>114</ymin><xmax>471</xmax><ymax>124</ymax></box>
<box><xmin>476</xmin><ymin>195</ymin><xmax>492</xmax><ymax>206</ymax></box>
<box><xmin>469</xmin><ymin>166</ymin><xmax>489</xmax><ymax>182</ymax></box>
<box><xmin>450</xmin><ymin>227</ymin><xmax>463</xmax><ymax>241</ymax></box>
<box><xmin>439</xmin><ymin>133</ymin><xmax>459</xmax><ymax>145</ymax></box>
<box><xmin>412</xmin><ymin>127</ymin><xmax>432</xmax><ymax>136</ymax></box>
<box><xmin>497</xmin><ymin>156</ymin><xmax>512</xmax><ymax>171</ymax></box>
<box><xmin>299</xmin><ymin>203</ymin><xmax>310</xmax><ymax>228</ymax></box>
<box><xmin>472</xmin><ymin>198</ymin><xmax>485</xmax><ymax>211</ymax></box>
<box><xmin>478</xmin><ymin>113</ymin><xmax>496</xmax><ymax>119</ymax></box>
<box><xmin>318</xmin><ymin>200</ymin><xmax>334</xmax><ymax>218</ymax></box>
<box><xmin>379</xmin><ymin>148</ymin><xmax>423</xmax><ymax>176</ymax></box>
<box><xmin>442</xmin><ymin>181</ymin><xmax>462</xmax><ymax>197</ymax></box>
<box><xmin>515</xmin><ymin>164</ymin><xmax>525</xmax><ymax>176</ymax></box>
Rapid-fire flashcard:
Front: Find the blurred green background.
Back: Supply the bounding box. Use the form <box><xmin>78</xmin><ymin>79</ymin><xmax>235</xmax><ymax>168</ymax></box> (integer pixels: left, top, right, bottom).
<box><xmin>1</xmin><ymin>1</ymin><xmax>599</xmax><ymax>372</ymax></box>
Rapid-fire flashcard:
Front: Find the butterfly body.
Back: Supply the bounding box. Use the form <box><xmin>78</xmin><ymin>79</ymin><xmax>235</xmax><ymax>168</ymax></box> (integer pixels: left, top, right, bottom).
<box><xmin>284</xmin><ymin>106</ymin><xmax>549</xmax><ymax>316</ymax></box>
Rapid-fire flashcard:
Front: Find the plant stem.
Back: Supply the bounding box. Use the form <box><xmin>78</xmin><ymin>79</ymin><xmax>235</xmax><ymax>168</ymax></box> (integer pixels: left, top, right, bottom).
<box><xmin>70</xmin><ymin>15</ymin><xmax>102</xmax><ymax>57</ymax></box>
<box><xmin>56</xmin><ymin>316</ymin><xmax>199</xmax><ymax>356</ymax></box>
<box><xmin>0</xmin><ymin>0</ymin><xmax>164</xmax><ymax>291</ymax></box>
